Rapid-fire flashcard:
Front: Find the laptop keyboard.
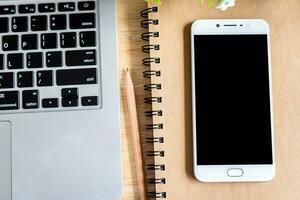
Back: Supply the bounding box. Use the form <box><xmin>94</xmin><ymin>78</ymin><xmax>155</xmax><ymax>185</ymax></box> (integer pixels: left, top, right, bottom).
<box><xmin>0</xmin><ymin>0</ymin><xmax>101</xmax><ymax>113</ymax></box>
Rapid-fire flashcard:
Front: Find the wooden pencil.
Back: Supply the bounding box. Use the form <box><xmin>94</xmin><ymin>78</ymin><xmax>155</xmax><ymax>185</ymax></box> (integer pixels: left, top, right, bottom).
<box><xmin>125</xmin><ymin>69</ymin><xmax>147</xmax><ymax>200</ymax></box>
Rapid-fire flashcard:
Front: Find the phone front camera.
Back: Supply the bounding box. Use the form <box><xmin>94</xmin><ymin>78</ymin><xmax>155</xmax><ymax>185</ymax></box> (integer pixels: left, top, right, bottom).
<box><xmin>216</xmin><ymin>24</ymin><xmax>220</xmax><ymax>28</ymax></box>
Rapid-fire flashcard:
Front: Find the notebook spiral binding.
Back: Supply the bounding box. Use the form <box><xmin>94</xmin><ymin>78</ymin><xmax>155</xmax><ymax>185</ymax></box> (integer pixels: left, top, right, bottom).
<box><xmin>141</xmin><ymin>6</ymin><xmax>166</xmax><ymax>199</ymax></box>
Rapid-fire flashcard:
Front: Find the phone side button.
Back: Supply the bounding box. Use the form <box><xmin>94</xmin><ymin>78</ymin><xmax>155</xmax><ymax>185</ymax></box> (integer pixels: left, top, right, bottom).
<box><xmin>227</xmin><ymin>168</ymin><xmax>244</xmax><ymax>177</ymax></box>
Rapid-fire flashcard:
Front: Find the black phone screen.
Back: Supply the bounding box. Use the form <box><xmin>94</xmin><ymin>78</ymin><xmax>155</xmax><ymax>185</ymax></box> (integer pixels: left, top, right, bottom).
<box><xmin>194</xmin><ymin>35</ymin><xmax>273</xmax><ymax>165</ymax></box>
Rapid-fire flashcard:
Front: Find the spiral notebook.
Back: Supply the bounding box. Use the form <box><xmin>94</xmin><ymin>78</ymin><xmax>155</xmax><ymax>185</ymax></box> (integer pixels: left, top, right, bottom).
<box><xmin>135</xmin><ymin>0</ymin><xmax>300</xmax><ymax>199</ymax></box>
<box><xmin>139</xmin><ymin>6</ymin><xmax>166</xmax><ymax>199</ymax></box>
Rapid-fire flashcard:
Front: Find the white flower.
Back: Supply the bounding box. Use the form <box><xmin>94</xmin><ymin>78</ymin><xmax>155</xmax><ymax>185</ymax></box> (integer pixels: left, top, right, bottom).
<box><xmin>217</xmin><ymin>0</ymin><xmax>236</xmax><ymax>11</ymax></box>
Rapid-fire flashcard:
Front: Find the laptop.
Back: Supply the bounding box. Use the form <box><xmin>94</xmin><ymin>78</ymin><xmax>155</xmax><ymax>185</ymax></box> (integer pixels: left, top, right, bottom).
<box><xmin>0</xmin><ymin>0</ymin><xmax>122</xmax><ymax>199</ymax></box>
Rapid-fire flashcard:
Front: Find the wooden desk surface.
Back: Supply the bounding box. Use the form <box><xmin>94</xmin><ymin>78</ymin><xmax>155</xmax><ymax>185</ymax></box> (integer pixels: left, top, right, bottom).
<box><xmin>117</xmin><ymin>0</ymin><xmax>300</xmax><ymax>199</ymax></box>
<box><xmin>117</xmin><ymin>1</ymin><xmax>148</xmax><ymax>199</ymax></box>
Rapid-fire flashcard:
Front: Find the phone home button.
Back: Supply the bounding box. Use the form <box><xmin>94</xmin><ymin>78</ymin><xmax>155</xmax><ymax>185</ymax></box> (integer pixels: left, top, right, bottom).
<box><xmin>227</xmin><ymin>168</ymin><xmax>244</xmax><ymax>177</ymax></box>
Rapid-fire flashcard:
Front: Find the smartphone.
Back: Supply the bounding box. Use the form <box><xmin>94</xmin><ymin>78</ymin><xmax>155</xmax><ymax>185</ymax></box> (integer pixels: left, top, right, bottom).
<box><xmin>191</xmin><ymin>19</ymin><xmax>275</xmax><ymax>182</ymax></box>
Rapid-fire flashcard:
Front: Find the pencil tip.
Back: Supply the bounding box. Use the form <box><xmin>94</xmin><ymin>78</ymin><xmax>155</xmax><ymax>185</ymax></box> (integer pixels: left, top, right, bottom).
<box><xmin>126</xmin><ymin>68</ymin><xmax>129</xmax><ymax>72</ymax></box>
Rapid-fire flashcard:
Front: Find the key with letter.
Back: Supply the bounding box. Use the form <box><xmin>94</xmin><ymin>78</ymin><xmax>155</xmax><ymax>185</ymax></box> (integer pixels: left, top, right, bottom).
<box><xmin>2</xmin><ymin>35</ymin><xmax>18</xmax><ymax>51</ymax></box>
<box><xmin>22</xmin><ymin>34</ymin><xmax>38</xmax><ymax>50</ymax></box>
<box><xmin>7</xmin><ymin>53</ymin><xmax>23</xmax><ymax>69</ymax></box>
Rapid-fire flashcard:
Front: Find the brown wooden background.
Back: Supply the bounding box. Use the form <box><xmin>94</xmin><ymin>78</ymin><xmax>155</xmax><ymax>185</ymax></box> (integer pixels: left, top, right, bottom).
<box><xmin>118</xmin><ymin>0</ymin><xmax>300</xmax><ymax>199</ymax></box>
<box><xmin>117</xmin><ymin>1</ymin><xmax>151</xmax><ymax>199</ymax></box>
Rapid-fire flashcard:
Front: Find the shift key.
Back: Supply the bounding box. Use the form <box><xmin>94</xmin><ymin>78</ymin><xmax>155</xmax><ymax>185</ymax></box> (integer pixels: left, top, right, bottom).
<box><xmin>66</xmin><ymin>50</ymin><xmax>96</xmax><ymax>66</ymax></box>
<box><xmin>57</xmin><ymin>68</ymin><xmax>97</xmax><ymax>86</ymax></box>
<box><xmin>0</xmin><ymin>91</ymin><xmax>19</xmax><ymax>110</ymax></box>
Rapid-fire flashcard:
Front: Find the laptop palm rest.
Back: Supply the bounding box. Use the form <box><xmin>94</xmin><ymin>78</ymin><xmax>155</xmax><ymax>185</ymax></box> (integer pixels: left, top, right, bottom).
<box><xmin>0</xmin><ymin>121</ymin><xmax>12</xmax><ymax>200</ymax></box>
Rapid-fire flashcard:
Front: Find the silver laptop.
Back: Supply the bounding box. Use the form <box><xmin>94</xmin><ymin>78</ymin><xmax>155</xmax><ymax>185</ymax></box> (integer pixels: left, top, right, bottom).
<box><xmin>0</xmin><ymin>0</ymin><xmax>122</xmax><ymax>199</ymax></box>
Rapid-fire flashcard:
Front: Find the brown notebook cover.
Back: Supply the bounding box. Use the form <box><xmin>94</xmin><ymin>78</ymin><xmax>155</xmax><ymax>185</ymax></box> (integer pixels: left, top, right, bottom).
<box><xmin>145</xmin><ymin>0</ymin><xmax>300</xmax><ymax>199</ymax></box>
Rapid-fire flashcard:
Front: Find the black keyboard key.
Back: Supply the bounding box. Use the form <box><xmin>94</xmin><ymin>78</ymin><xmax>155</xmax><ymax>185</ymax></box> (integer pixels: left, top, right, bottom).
<box><xmin>31</xmin><ymin>16</ymin><xmax>47</xmax><ymax>31</ymax></box>
<box><xmin>41</xmin><ymin>33</ymin><xmax>57</xmax><ymax>49</ymax></box>
<box><xmin>46</xmin><ymin>51</ymin><xmax>62</xmax><ymax>67</ymax></box>
<box><xmin>62</xmin><ymin>98</ymin><xmax>78</xmax><ymax>107</ymax></box>
<box><xmin>82</xmin><ymin>96</ymin><xmax>98</xmax><ymax>106</ymax></box>
<box><xmin>0</xmin><ymin>73</ymin><xmax>14</xmax><ymax>88</ymax></box>
<box><xmin>12</xmin><ymin>17</ymin><xmax>28</xmax><ymax>32</ymax></box>
<box><xmin>50</xmin><ymin>14</ymin><xmax>66</xmax><ymax>30</ymax></box>
<box><xmin>0</xmin><ymin>6</ymin><xmax>16</xmax><ymax>15</ymax></box>
<box><xmin>61</xmin><ymin>88</ymin><xmax>79</xmax><ymax>108</ymax></box>
<box><xmin>27</xmin><ymin>52</ymin><xmax>43</xmax><ymax>68</ymax></box>
<box><xmin>42</xmin><ymin>98</ymin><xmax>58</xmax><ymax>108</ymax></box>
<box><xmin>7</xmin><ymin>53</ymin><xmax>23</xmax><ymax>69</ymax></box>
<box><xmin>17</xmin><ymin>71</ymin><xmax>33</xmax><ymax>88</ymax></box>
<box><xmin>66</xmin><ymin>50</ymin><xmax>96</xmax><ymax>66</ymax></box>
<box><xmin>0</xmin><ymin>91</ymin><xmax>19</xmax><ymax>110</ymax></box>
<box><xmin>2</xmin><ymin>35</ymin><xmax>18</xmax><ymax>51</ymax></box>
<box><xmin>78</xmin><ymin>1</ymin><xmax>95</xmax><ymax>11</ymax></box>
<box><xmin>22</xmin><ymin>34</ymin><xmax>38</xmax><ymax>50</ymax></box>
<box><xmin>62</xmin><ymin>88</ymin><xmax>78</xmax><ymax>98</ymax></box>
<box><xmin>0</xmin><ymin>18</ymin><xmax>8</xmax><ymax>33</ymax></box>
<box><xmin>70</xmin><ymin>13</ymin><xmax>95</xmax><ymax>29</ymax></box>
<box><xmin>22</xmin><ymin>90</ymin><xmax>39</xmax><ymax>109</ymax></box>
<box><xmin>37</xmin><ymin>70</ymin><xmax>53</xmax><ymax>87</ymax></box>
<box><xmin>80</xmin><ymin>31</ymin><xmax>96</xmax><ymax>47</ymax></box>
<box><xmin>38</xmin><ymin>3</ymin><xmax>55</xmax><ymax>13</ymax></box>
<box><xmin>0</xmin><ymin>55</ymin><xmax>3</xmax><ymax>70</ymax></box>
<box><xmin>57</xmin><ymin>68</ymin><xmax>97</xmax><ymax>86</ymax></box>
<box><xmin>19</xmin><ymin>4</ymin><xmax>36</xmax><ymax>14</ymax></box>
<box><xmin>61</xmin><ymin>32</ymin><xmax>77</xmax><ymax>48</ymax></box>
<box><xmin>58</xmin><ymin>2</ymin><xmax>75</xmax><ymax>12</ymax></box>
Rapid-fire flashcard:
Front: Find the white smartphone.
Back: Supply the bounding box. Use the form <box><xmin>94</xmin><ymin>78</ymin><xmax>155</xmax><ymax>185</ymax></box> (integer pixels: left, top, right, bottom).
<box><xmin>191</xmin><ymin>19</ymin><xmax>275</xmax><ymax>182</ymax></box>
